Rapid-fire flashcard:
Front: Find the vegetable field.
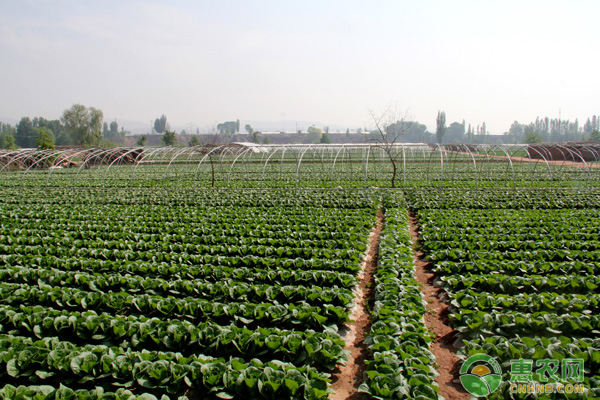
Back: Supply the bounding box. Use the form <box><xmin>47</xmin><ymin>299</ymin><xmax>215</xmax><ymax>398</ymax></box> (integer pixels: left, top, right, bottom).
<box><xmin>1</xmin><ymin>144</ymin><xmax>599</xmax><ymax>400</ymax></box>
<box><xmin>412</xmin><ymin>191</ymin><xmax>600</xmax><ymax>399</ymax></box>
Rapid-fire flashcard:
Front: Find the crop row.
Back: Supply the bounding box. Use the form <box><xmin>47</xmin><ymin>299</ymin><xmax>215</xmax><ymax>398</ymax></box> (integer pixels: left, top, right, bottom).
<box><xmin>359</xmin><ymin>208</ymin><xmax>439</xmax><ymax>400</ymax></box>
<box><xmin>449</xmin><ymin>289</ymin><xmax>600</xmax><ymax>314</ymax></box>
<box><xmin>0</xmin><ymin>283</ymin><xmax>347</xmax><ymax>330</ymax></box>
<box><xmin>2</xmin><ymin>187</ymin><xmax>382</xmax><ymax>208</ymax></box>
<box><xmin>405</xmin><ymin>188</ymin><xmax>600</xmax><ymax>210</ymax></box>
<box><xmin>0</xmin><ymin>266</ymin><xmax>354</xmax><ymax>308</ymax></box>
<box><xmin>0</xmin><ymin>304</ymin><xmax>346</xmax><ymax>369</ymax></box>
<box><xmin>0</xmin><ymin>334</ymin><xmax>332</xmax><ymax>399</ymax></box>
<box><xmin>434</xmin><ymin>259</ymin><xmax>600</xmax><ymax>276</ymax></box>
<box><xmin>1</xmin><ymin>254</ymin><xmax>357</xmax><ymax>288</ymax></box>
<box><xmin>0</xmin><ymin>229</ymin><xmax>367</xmax><ymax>251</ymax></box>
<box><xmin>0</xmin><ymin>384</ymin><xmax>169</xmax><ymax>400</ymax></box>
<box><xmin>441</xmin><ymin>273</ymin><xmax>599</xmax><ymax>295</ymax></box>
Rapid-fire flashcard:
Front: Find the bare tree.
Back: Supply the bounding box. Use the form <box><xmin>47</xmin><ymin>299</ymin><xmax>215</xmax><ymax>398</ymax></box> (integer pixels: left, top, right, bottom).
<box><xmin>368</xmin><ymin>106</ymin><xmax>411</xmax><ymax>188</ymax></box>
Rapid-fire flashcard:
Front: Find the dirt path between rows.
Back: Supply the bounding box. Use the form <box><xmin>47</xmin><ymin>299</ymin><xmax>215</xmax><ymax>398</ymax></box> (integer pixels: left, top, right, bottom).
<box><xmin>408</xmin><ymin>211</ymin><xmax>470</xmax><ymax>400</ymax></box>
<box><xmin>330</xmin><ymin>209</ymin><xmax>384</xmax><ymax>400</ymax></box>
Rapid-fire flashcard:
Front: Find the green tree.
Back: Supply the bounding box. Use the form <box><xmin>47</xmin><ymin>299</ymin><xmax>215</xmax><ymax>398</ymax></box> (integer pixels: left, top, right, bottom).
<box><xmin>154</xmin><ymin>115</ymin><xmax>168</xmax><ymax>134</ymax></box>
<box><xmin>589</xmin><ymin>130</ymin><xmax>600</xmax><ymax>143</ymax></box>
<box><xmin>306</xmin><ymin>125</ymin><xmax>322</xmax><ymax>144</ymax></box>
<box><xmin>320</xmin><ymin>131</ymin><xmax>331</xmax><ymax>144</ymax></box>
<box><xmin>36</xmin><ymin>129</ymin><xmax>55</xmax><ymax>150</ymax></box>
<box><xmin>16</xmin><ymin>117</ymin><xmax>36</xmax><ymax>148</ymax></box>
<box><xmin>217</xmin><ymin>121</ymin><xmax>239</xmax><ymax>135</ymax></box>
<box><xmin>189</xmin><ymin>135</ymin><xmax>200</xmax><ymax>146</ymax></box>
<box><xmin>161</xmin><ymin>130</ymin><xmax>176</xmax><ymax>146</ymax></box>
<box><xmin>436</xmin><ymin>111</ymin><xmax>446</xmax><ymax>144</ymax></box>
<box><xmin>61</xmin><ymin>104</ymin><xmax>104</xmax><ymax>146</ymax></box>
<box><xmin>465</xmin><ymin>124</ymin><xmax>474</xmax><ymax>144</ymax></box>
<box><xmin>0</xmin><ymin>123</ymin><xmax>17</xmax><ymax>149</ymax></box>
<box><xmin>102</xmin><ymin>121</ymin><xmax>125</xmax><ymax>147</ymax></box>
<box><xmin>444</xmin><ymin>121</ymin><xmax>465</xmax><ymax>143</ymax></box>
<box><xmin>523</xmin><ymin>131</ymin><xmax>543</xmax><ymax>144</ymax></box>
<box><xmin>509</xmin><ymin>121</ymin><xmax>524</xmax><ymax>139</ymax></box>
<box><xmin>137</xmin><ymin>135</ymin><xmax>148</xmax><ymax>146</ymax></box>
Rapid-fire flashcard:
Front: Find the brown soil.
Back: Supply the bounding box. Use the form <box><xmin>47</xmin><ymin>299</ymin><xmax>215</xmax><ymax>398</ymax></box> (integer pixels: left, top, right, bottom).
<box><xmin>409</xmin><ymin>211</ymin><xmax>470</xmax><ymax>400</ymax></box>
<box><xmin>330</xmin><ymin>209</ymin><xmax>384</xmax><ymax>400</ymax></box>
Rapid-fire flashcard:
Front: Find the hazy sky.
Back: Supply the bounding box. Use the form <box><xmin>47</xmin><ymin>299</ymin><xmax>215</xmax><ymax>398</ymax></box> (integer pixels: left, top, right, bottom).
<box><xmin>1</xmin><ymin>0</ymin><xmax>599</xmax><ymax>133</ymax></box>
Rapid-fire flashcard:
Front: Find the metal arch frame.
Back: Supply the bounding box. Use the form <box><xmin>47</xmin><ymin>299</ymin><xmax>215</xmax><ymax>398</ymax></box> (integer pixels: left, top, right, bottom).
<box><xmin>227</xmin><ymin>147</ymin><xmax>254</xmax><ymax>188</ymax></box>
<box><xmin>129</xmin><ymin>147</ymin><xmax>164</xmax><ymax>187</ymax></box>
<box><xmin>100</xmin><ymin>147</ymin><xmax>142</xmax><ymax>187</ymax></box>
<box><xmin>278</xmin><ymin>146</ymin><xmax>290</xmax><ymax>184</ymax></box>
<box><xmin>99</xmin><ymin>148</ymin><xmax>148</xmax><ymax>188</ymax></box>
<box><xmin>219</xmin><ymin>145</ymin><xmax>247</xmax><ymax>184</ymax></box>
<box><xmin>486</xmin><ymin>144</ymin><xmax>515</xmax><ymax>189</ymax></box>
<box><xmin>74</xmin><ymin>148</ymin><xmax>113</xmax><ymax>187</ymax></box>
<box><xmin>45</xmin><ymin>148</ymin><xmax>90</xmax><ymax>187</ymax></box>
<box><xmin>424</xmin><ymin>145</ymin><xmax>438</xmax><ymax>187</ymax></box>
<box><xmin>583</xmin><ymin>144</ymin><xmax>600</xmax><ymax>188</ymax></box>
<box><xmin>183</xmin><ymin>146</ymin><xmax>208</xmax><ymax>186</ymax></box>
<box><xmin>551</xmin><ymin>143</ymin><xmax>592</xmax><ymax>189</ymax></box>
<box><xmin>3</xmin><ymin>143</ymin><xmax>598</xmax><ymax>190</ymax></box>
<box><xmin>424</xmin><ymin>144</ymin><xmax>447</xmax><ymax>188</ymax></box>
<box><xmin>160</xmin><ymin>147</ymin><xmax>194</xmax><ymax>186</ymax></box>
<box><xmin>259</xmin><ymin>146</ymin><xmax>286</xmax><ymax>188</ymax></box>
<box><xmin>330</xmin><ymin>144</ymin><xmax>348</xmax><ymax>188</ymax></box>
<box><xmin>363</xmin><ymin>145</ymin><xmax>372</xmax><ymax>187</ymax></box>
<box><xmin>507</xmin><ymin>145</ymin><xmax>534</xmax><ymax>186</ymax></box>
<box><xmin>523</xmin><ymin>145</ymin><xmax>554</xmax><ymax>187</ymax></box>
<box><xmin>295</xmin><ymin>144</ymin><xmax>315</xmax><ymax>188</ymax></box>
<box><xmin>193</xmin><ymin>145</ymin><xmax>227</xmax><ymax>186</ymax></box>
<box><xmin>0</xmin><ymin>149</ymin><xmax>35</xmax><ymax>174</ymax></box>
<box><xmin>456</xmin><ymin>144</ymin><xmax>480</xmax><ymax>190</ymax></box>
<box><xmin>445</xmin><ymin>145</ymin><xmax>466</xmax><ymax>187</ymax></box>
<box><xmin>18</xmin><ymin>149</ymin><xmax>64</xmax><ymax>188</ymax></box>
<box><xmin>583</xmin><ymin>144</ymin><xmax>600</xmax><ymax>163</ymax></box>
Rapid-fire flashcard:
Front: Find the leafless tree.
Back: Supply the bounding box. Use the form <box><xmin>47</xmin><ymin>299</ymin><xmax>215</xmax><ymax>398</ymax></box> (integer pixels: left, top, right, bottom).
<box><xmin>368</xmin><ymin>105</ymin><xmax>412</xmax><ymax>188</ymax></box>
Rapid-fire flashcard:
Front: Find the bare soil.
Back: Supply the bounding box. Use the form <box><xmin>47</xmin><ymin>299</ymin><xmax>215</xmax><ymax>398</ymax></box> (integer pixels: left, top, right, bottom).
<box><xmin>330</xmin><ymin>209</ymin><xmax>384</xmax><ymax>400</ymax></box>
<box><xmin>409</xmin><ymin>212</ymin><xmax>470</xmax><ymax>400</ymax></box>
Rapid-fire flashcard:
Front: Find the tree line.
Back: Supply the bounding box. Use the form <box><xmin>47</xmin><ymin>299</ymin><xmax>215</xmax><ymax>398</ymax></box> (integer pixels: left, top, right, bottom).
<box><xmin>3</xmin><ymin>108</ymin><xmax>600</xmax><ymax>150</ymax></box>
<box><xmin>374</xmin><ymin>112</ymin><xmax>600</xmax><ymax>145</ymax></box>
<box><xmin>0</xmin><ymin>104</ymin><xmax>133</xmax><ymax>150</ymax></box>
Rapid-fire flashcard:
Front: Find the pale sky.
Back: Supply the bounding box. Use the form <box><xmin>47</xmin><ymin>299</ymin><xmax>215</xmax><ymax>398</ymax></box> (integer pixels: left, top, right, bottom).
<box><xmin>1</xmin><ymin>0</ymin><xmax>599</xmax><ymax>133</ymax></box>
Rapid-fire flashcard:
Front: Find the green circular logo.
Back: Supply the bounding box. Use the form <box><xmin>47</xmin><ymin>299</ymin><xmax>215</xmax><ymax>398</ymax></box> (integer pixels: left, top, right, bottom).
<box><xmin>459</xmin><ymin>354</ymin><xmax>503</xmax><ymax>397</ymax></box>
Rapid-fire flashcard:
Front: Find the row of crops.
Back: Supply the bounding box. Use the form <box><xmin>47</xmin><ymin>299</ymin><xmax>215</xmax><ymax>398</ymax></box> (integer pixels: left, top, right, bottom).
<box><xmin>409</xmin><ymin>189</ymin><xmax>600</xmax><ymax>399</ymax></box>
